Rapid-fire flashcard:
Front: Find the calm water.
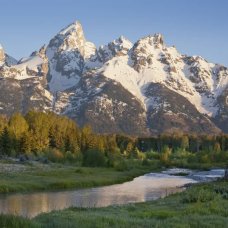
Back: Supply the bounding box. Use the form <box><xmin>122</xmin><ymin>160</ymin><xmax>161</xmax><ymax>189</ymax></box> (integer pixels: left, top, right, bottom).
<box><xmin>0</xmin><ymin>169</ymin><xmax>224</xmax><ymax>218</ymax></box>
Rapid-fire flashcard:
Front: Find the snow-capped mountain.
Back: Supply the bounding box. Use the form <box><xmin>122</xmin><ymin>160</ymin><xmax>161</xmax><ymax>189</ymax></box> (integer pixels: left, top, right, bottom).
<box><xmin>0</xmin><ymin>44</ymin><xmax>17</xmax><ymax>67</ymax></box>
<box><xmin>0</xmin><ymin>21</ymin><xmax>227</xmax><ymax>135</ymax></box>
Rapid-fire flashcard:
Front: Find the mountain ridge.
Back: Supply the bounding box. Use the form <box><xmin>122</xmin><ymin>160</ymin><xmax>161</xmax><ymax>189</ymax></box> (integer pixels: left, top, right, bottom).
<box><xmin>0</xmin><ymin>21</ymin><xmax>227</xmax><ymax>136</ymax></box>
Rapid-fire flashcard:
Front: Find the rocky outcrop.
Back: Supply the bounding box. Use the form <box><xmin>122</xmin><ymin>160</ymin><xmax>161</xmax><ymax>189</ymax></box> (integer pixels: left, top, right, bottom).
<box><xmin>145</xmin><ymin>83</ymin><xmax>221</xmax><ymax>134</ymax></box>
<box><xmin>98</xmin><ymin>36</ymin><xmax>132</xmax><ymax>63</ymax></box>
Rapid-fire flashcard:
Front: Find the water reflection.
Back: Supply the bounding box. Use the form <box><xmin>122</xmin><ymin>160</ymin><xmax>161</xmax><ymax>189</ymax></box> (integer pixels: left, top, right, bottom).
<box><xmin>0</xmin><ymin>169</ymin><xmax>223</xmax><ymax>218</ymax></box>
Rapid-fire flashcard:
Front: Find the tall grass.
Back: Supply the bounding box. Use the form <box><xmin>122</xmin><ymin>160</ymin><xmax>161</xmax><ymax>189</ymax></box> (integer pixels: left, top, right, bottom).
<box><xmin>0</xmin><ymin>214</ymin><xmax>38</xmax><ymax>228</ymax></box>
<box><xmin>0</xmin><ymin>162</ymin><xmax>153</xmax><ymax>194</ymax></box>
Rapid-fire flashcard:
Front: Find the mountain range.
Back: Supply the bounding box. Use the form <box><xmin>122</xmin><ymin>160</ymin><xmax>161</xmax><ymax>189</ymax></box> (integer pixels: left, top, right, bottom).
<box><xmin>0</xmin><ymin>21</ymin><xmax>227</xmax><ymax>136</ymax></box>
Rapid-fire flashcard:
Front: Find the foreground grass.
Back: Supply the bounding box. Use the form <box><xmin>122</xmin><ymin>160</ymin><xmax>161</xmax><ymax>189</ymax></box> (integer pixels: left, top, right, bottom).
<box><xmin>0</xmin><ymin>161</ymin><xmax>154</xmax><ymax>194</ymax></box>
<box><xmin>0</xmin><ymin>180</ymin><xmax>227</xmax><ymax>228</ymax></box>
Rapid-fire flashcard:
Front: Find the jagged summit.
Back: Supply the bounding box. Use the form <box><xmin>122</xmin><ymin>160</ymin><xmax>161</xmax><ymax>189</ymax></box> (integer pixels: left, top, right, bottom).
<box><xmin>135</xmin><ymin>33</ymin><xmax>164</xmax><ymax>47</ymax></box>
<box><xmin>0</xmin><ymin>21</ymin><xmax>227</xmax><ymax>135</ymax></box>
<box><xmin>113</xmin><ymin>36</ymin><xmax>133</xmax><ymax>52</ymax></box>
<box><xmin>46</xmin><ymin>20</ymin><xmax>98</xmax><ymax>92</ymax></box>
<box><xmin>98</xmin><ymin>36</ymin><xmax>133</xmax><ymax>63</ymax></box>
<box><xmin>58</xmin><ymin>21</ymin><xmax>83</xmax><ymax>36</ymax></box>
<box><xmin>48</xmin><ymin>20</ymin><xmax>87</xmax><ymax>54</ymax></box>
<box><xmin>0</xmin><ymin>44</ymin><xmax>17</xmax><ymax>67</ymax></box>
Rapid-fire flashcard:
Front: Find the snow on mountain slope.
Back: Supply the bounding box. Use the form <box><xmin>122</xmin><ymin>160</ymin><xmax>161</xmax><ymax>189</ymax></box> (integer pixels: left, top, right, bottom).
<box><xmin>98</xmin><ymin>36</ymin><xmax>133</xmax><ymax>62</ymax></box>
<box><xmin>0</xmin><ymin>20</ymin><xmax>227</xmax><ymax>134</ymax></box>
<box><xmin>0</xmin><ymin>49</ymin><xmax>48</xmax><ymax>80</ymax></box>
<box><xmin>0</xmin><ymin>44</ymin><xmax>17</xmax><ymax>67</ymax></box>
<box><xmin>5</xmin><ymin>54</ymin><xmax>17</xmax><ymax>66</ymax></box>
<box><xmin>97</xmin><ymin>34</ymin><xmax>228</xmax><ymax>117</ymax></box>
<box><xmin>46</xmin><ymin>21</ymin><xmax>99</xmax><ymax>92</ymax></box>
<box><xmin>99</xmin><ymin>55</ymin><xmax>145</xmax><ymax>107</ymax></box>
<box><xmin>12</xmin><ymin>55</ymin><xmax>44</xmax><ymax>79</ymax></box>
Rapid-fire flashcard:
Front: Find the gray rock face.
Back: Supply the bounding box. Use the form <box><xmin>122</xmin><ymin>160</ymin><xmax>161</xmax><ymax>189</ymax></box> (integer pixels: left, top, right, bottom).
<box><xmin>46</xmin><ymin>21</ymin><xmax>98</xmax><ymax>92</ymax></box>
<box><xmin>145</xmin><ymin>83</ymin><xmax>221</xmax><ymax>134</ymax></box>
<box><xmin>54</xmin><ymin>74</ymin><xmax>149</xmax><ymax>136</ymax></box>
<box><xmin>213</xmin><ymin>87</ymin><xmax>228</xmax><ymax>132</ymax></box>
<box><xmin>0</xmin><ymin>78</ymin><xmax>52</xmax><ymax>116</ymax></box>
<box><xmin>98</xmin><ymin>36</ymin><xmax>133</xmax><ymax>63</ymax></box>
<box><xmin>0</xmin><ymin>21</ymin><xmax>227</xmax><ymax>136</ymax></box>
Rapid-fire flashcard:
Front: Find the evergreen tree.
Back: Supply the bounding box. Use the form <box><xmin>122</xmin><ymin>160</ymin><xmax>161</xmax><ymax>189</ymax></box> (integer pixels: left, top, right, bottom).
<box><xmin>0</xmin><ymin>127</ymin><xmax>11</xmax><ymax>156</ymax></box>
<box><xmin>20</xmin><ymin>131</ymin><xmax>34</xmax><ymax>155</ymax></box>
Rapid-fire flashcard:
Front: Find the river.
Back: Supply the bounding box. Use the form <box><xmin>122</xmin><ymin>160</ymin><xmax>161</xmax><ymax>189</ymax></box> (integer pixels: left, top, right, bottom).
<box><xmin>0</xmin><ymin>168</ymin><xmax>224</xmax><ymax>218</ymax></box>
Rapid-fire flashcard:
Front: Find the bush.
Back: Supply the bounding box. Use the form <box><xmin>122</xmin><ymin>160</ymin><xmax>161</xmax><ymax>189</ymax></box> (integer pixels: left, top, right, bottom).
<box><xmin>160</xmin><ymin>146</ymin><xmax>172</xmax><ymax>164</ymax></box>
<box><xmin>137</xmin><ymin>151</ymin><xmax>146</xmax><ymax>160</ymax></box>
<box><xmin>213</xmin><ymin>184</ymin><xmax>228</xmax><ymax>199</ymax></box>
<box><xmin>182</xmin><ymin>187</ymin><xmax>216</xmax><ymax>203</ymax></box>
<box><xmin>172</xmin><ymin>148</ymin><xmax>192</xmax><ymax>159</ymax></box>
<box><xmin>145</xmin><ymin>151</ymin><xmax>160</xmax><ymax>160</ymax></box>
<box><xmin>47</xmin><ymin>148</ymin><xmax>64</xmax><ymax>162</ymax></box>
<box><xmin>106</xmin><ymin>149</ymin><xmax>122</xmax><ymax>167</ymax></box>
<box><xmin>142</xmin><ymin>159</ymin><xmax>150</xmax><ymax>166</ymax></box>
<box><xmin>83</xmin><ymin>149</ymin><xmax>106</xmax><ymax>167</ymax></box>
<box><xmin>65</xmin><ymin>151</ymin><xmax>82</xmax><ymax>163</ymax></box>
<box><xmin>114</xmin><ymin>159</ymin><xmax>131</xmax><ymax>171</ymax></box>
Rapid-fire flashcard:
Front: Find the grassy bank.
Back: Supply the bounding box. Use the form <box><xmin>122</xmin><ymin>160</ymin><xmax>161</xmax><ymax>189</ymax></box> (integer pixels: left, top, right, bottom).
<box><xmin>0</xmin><ymin>180</ymin><xmax>227</xmax><ymax>228</ymax></box>
<box><xmin>0</xmin><ymin>160</ymin><xmax>155</xmax><ymax>194</ymax></box>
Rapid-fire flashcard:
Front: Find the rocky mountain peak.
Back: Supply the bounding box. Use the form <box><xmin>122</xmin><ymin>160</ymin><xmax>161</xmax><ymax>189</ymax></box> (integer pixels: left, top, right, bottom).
<box><xmin>0</xmin><ymin>44</ymin><xmax>17</xmax><ymax>67</ymax></box>
<box><xmin>46</xmin><ymin>20</ymin><xmax>98</xmax><ymax>93</ymax></box>
<box><xmin>98</xmin><ymin>36</ymin><xmax>133</xmax><ymax>63</ymax></box>
<box><xmin>153</xmin><ymin>33</ymin><xmax>164</xmax><ymax>45</ymax></box>
<box><xmin>130</xmin><ymin>34</ymin><xmax>165</xmax><ymax>72</ymax></box>
<box><xmin>116</xmin><ymin>36</ymin><xmax>133</xmax><ymax>48</ymax></box>
<box><xmin>136</xmin><ymin>33</ymin><xmax>164</xmax><ymax>47</ymax></box>
<box><xmin>47</xmin><ymin>20</ymin><xmax>88</xmax><ymax>56</ymax></box>
<box><xmin>59</xmin><ymin>21</ymin><xmax>83</xmax><ymax>36</ymax></box>
<box><xmin>38</xmin><ymin>45</ymin><xmax>47</xmax><ymax>58</ymax></box>
<box><xmin>0</xmin><ymin>21</ymin><xmax>227</xmax><ymax>135</ymax></box>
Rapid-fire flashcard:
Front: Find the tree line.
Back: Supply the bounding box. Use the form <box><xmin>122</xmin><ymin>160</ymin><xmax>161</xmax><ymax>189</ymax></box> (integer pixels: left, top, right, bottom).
<box><xmin>137</xmin><ymin>134</ymin><xmax>228</xmax><ymax>153</ymax></box>
<box><xmin>0</xmin><ymin>111</ymin><xmax>227</xmax><ymax>167</ymax></box>
<box><xmin>0</xmin><ymin>111</ymin><xmax>143</xmax><ymax>166</ymax></box>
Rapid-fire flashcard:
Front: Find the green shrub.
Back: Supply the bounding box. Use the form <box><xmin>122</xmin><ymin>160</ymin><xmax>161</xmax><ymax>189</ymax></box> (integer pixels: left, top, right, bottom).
<box><xmin>114</xmin><ymin>159</ymin><xmax>131</xmax><ymax>171</ymax></box>
<box><xmin>65</xmin><ymin>151</ymin><xmax>82</xmax><ymax>163</ymax></box>
<box><xmin>182</xmin><ymin>188</ymin><xmax>216</xmax><ymax>203</ymax></box>
<box><xmin>145</xmin><ymin>151</ymin><xmax>160</xmax><ymax>160</ymax></box>
<box><xmin>83</xmin><ymin>149</ymin><xmax>106</xmax><ymax>167</ymax></box>
<box><xmin>214</xmin><ymin>184</ymin><xmax>228</xmax><ymax>199</ymax></box>
<box><xmin>160</xmin><ymin>146</ymin><xmax>172</xmax><ymax>165</ymax></box>
<box><xmin>142</xmin><ymin>159</ymin><xmax>150</xmax><ymax>166</ymax></box>
<box><xmin>106</xmin><ymin>150</ymin><xmax>122</xmax><ymax>167</ymax></box>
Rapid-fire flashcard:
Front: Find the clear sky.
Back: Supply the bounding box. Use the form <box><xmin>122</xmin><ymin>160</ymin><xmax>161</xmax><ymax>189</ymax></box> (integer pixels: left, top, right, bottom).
<box><xmin>0</xmin><ymin>0</ymin><xmax>227</xmax><ymax>66</ymax></box>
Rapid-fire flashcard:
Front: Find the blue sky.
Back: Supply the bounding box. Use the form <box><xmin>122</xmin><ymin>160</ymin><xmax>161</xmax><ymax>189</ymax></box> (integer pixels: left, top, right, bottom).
<box><xmin>0</xmin><ymin>0</ymin><xmax>227</xmax><ymax>66</ymax></box>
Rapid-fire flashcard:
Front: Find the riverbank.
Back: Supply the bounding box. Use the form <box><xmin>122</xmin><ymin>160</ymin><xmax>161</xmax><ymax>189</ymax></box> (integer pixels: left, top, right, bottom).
<box><xmin>0</xmin><ymin>160</ymin><xmax>155</xmax><ymax>194</ymax></box>
<box><xmin>0</xmin><ymin>179</ymin><xmax>227</xmax><ymax>227</ymax></box>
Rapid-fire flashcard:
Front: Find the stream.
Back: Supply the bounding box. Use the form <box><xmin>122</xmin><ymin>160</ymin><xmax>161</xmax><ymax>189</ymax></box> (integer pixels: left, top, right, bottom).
<box><xmin>0</xmin><ymin>168</ymin><xmax>225</xmax><ymax>218</ymax></box>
